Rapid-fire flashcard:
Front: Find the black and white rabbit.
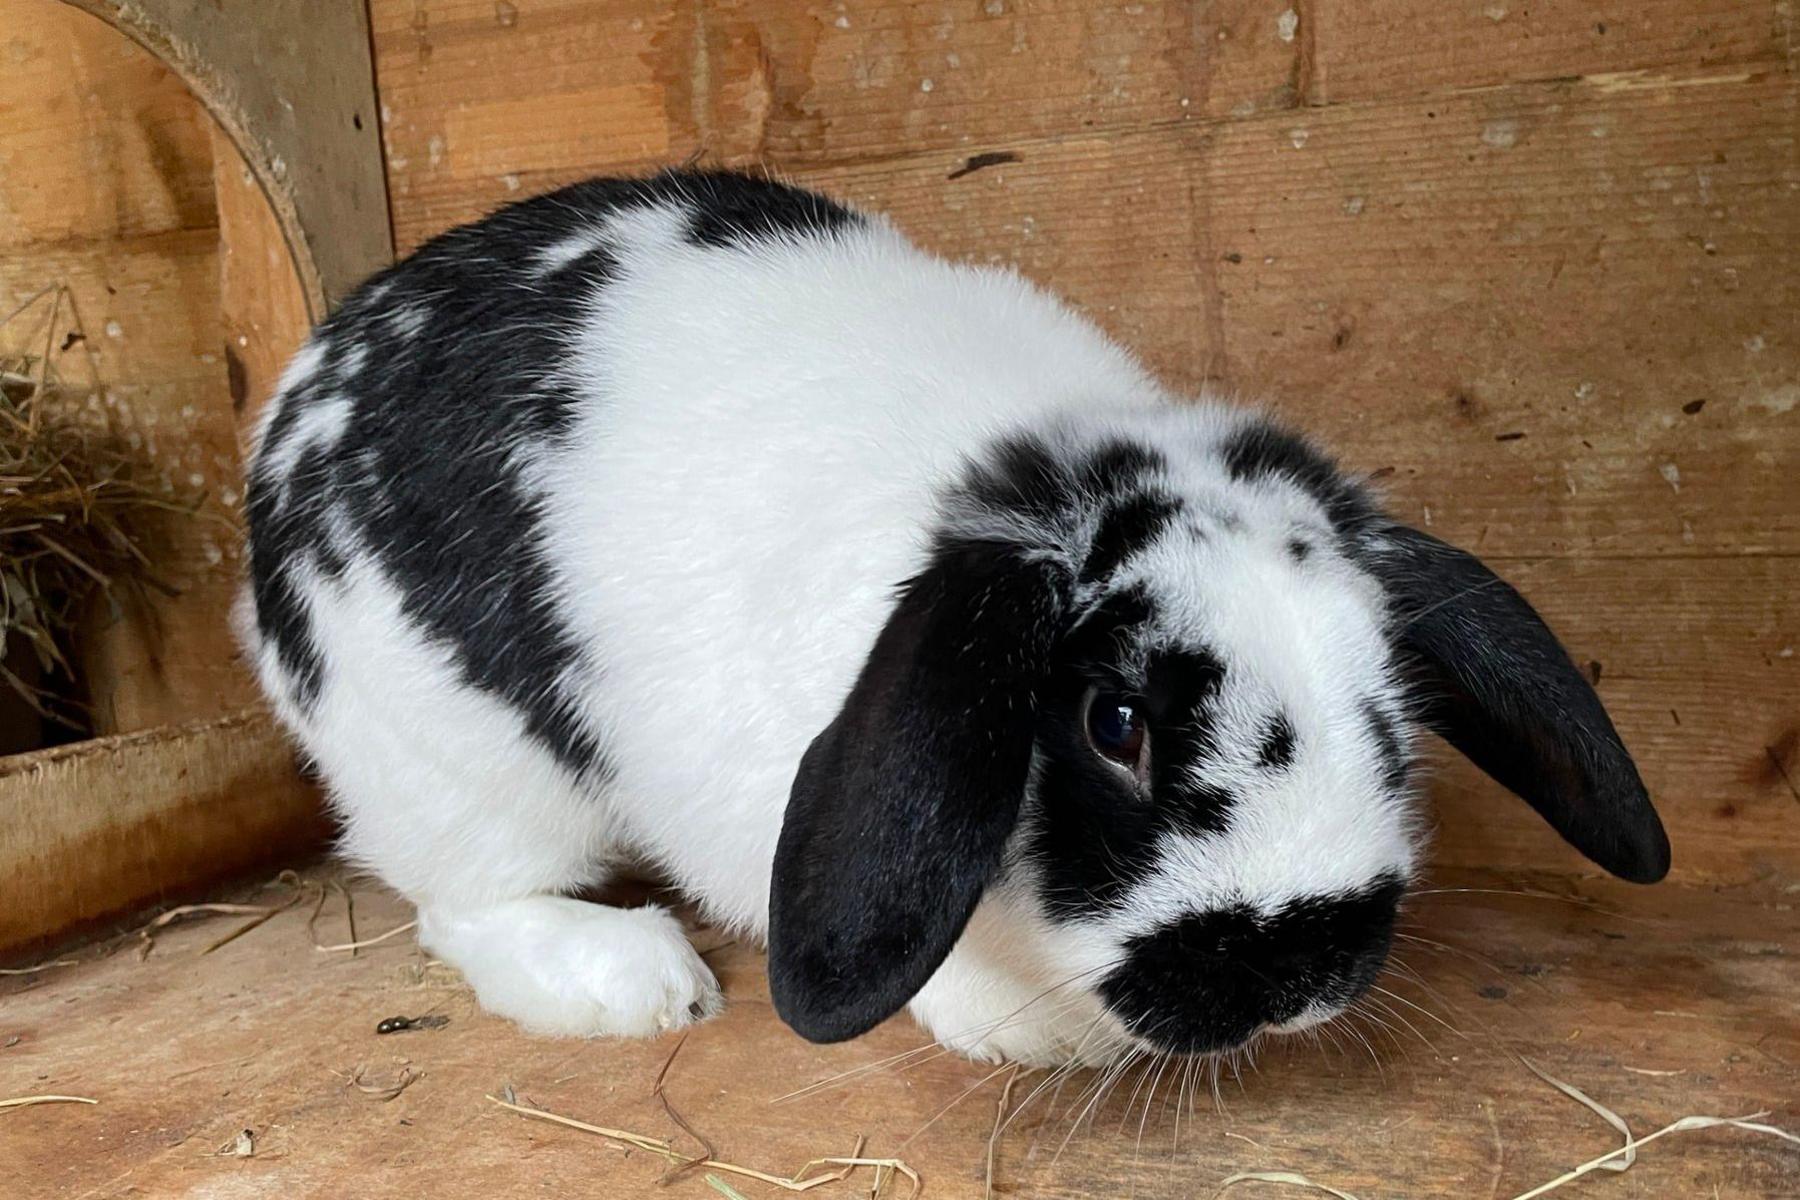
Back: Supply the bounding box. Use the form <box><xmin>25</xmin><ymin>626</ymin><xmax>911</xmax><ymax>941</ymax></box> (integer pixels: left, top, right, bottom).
<box><xmin>241</xmin><ymin>169</ymin><xmax>1669</xmax><ymax>1066</ymax></box>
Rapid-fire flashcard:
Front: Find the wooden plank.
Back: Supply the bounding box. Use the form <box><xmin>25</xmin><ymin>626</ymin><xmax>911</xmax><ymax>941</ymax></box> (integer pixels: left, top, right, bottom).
<box><xmin>1201</xmin><ymin>71</ymin><xmax>1800</xmax><ymax>559</ymax></box>
<box><xmin>0</xmin><ymin>709</ymin><xmax>325</xmax><ymax>954</ymax></box>
<box><xmin>369</xmin><ymin>0</ymin><xmax>1206</xmax><ymax>250</ymax></box>
<box><xmin>370</xmin><ymin>1</ymin><xmax>1792</xmax><ymax>249</ymax></box>
<box><xmin>0</xmin><ymin>0</ymin><xmax>217</xmax><ymax>248</ymax></box>
<box><xmin>1422</xmin><ymin>556</ymin><xmax>1799</xmax><ymax>888</ymax></box>
<box><xmin>1311</xmin><ymin>0</ymin><xmax>1790</xmax><ymax>108</ymax></box>
<box><xmin>0</xmin><ymin>229</ymin><xmax>225</xmax><ymax>426</ymax></box>
<box><xmin>4</xmin><ymin>868</ymin><xmax>1795</xmax><ymax>1197</ymax></box>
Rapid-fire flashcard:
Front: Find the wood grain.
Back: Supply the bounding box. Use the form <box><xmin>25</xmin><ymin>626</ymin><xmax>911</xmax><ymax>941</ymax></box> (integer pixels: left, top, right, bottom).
<box><xmin>212</xmin><ymin>120</ymin><xmax>313</xmax><ymax>432</ymax></box>
<box><xmin>3</xmin><ymin>868</ymin><xmax>1794</xmax><ymax>1197</ymax></box>
<box><xmin>0</xmin><ymin>709</ymin><xmax>325</xmax><ymax>954</ymax></box>
<box><xmin>1200</xmin><ymin>70</ymin><xmax>1800</xmax><ymax>560</ymax></box>
<box><xmin>1424</xmin><ymin>556</ymin><xmax>1799</xmax><ymax>888</ymax></box>
<box><xmin>0</xmin><ymin>0</ymin><xmax>216</xmax><ymax>248</ymax></box>
<box><xmin>370</xmin><ymin>1</ymin><xmax>1795</xmax><ymax>241</ymax></box>
<box><xmin>1311</xmin><ymin>0</ymin><xmax>1790</xmax><ymax>107</ymax></box>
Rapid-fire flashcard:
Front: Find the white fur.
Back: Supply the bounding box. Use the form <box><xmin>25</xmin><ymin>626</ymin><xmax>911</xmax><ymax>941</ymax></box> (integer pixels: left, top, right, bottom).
<box><xmin>245</xmin><ymin>199</ymin><xmax>1419</xmax><ymax>1064</ymax></box>
<box><xmin>257</xmin><ymin>393</ymin><xmax>353</xmax><ymax>499</ymax></box>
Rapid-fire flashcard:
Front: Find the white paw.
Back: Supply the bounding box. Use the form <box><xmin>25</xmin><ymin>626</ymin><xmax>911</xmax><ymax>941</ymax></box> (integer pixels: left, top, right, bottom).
<box><xmin>419</xmin><ymin>897</ymin><xmax>722</xmax><ymax>1038</ymax></box>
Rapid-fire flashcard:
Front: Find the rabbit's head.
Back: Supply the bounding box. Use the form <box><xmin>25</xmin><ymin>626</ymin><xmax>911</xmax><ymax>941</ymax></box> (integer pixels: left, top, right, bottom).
<box><xmin>768</xmin><ymin>406</ymin><xmax>1668</xmax><ymax>1057</ymax></box>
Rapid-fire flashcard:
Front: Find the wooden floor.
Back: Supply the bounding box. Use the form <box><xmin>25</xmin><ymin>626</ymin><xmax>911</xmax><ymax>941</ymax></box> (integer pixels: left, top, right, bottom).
<box><xmin>5</xmin><ymin>864</ymin><xmax>1795</xmax><ymax>1199</ymax></box>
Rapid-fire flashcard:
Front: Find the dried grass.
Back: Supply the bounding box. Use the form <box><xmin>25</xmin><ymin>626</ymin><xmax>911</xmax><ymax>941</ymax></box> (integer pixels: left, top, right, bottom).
<box><xmin>135</xmin><ymin>903</ymin><xmax>276</xmax><ymax>960</ymax></box>
<box><xmin>0</xmin><ymin>958</ymin><xmax>77</xmax><ymax>976</ymax></box>
<box><xmin>486</xmin><ymin>1093</ymin><xmax>922</xmax><ymax>1198</ymax></box>
<box><xmin>1</xmin><ymin>284</ymin><xmax>195</xmax><ymax>733</ymax></box>
<box><xmin>314</xmin><ymin>919</ymin><xmax>416</xmax><ymax>954</ymax></box>
<box><xmin>346</xmin><ymin>1065</ymin><xmax>422</xmax><ymax>1102</ymax></box>
<box><xmin>1214</xmin><ymin>1170</ymin><xmax>1362</xmax><ymax>1200</ymax></box>
<box><xmin>984</xmin><ymin>1063</ymin><xmax>1023</xmax><ymax>1200</ymax></box>
<box><xmin>0</xmin><ymin>1095</ymin><xmax>98</xmax><ymax>1112</ymax></box>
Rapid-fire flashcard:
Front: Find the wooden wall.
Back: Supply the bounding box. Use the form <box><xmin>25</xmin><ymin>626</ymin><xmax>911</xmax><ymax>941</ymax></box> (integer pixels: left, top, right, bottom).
<box><xmin>368</xmin><ymin>0</ymin><xmax>1797</xmax><ymax>888</ymax></box>
<box><xmin>0</xmin><ymin>0</ymin><xmax>308</xmax><ymax>735</ymax></box>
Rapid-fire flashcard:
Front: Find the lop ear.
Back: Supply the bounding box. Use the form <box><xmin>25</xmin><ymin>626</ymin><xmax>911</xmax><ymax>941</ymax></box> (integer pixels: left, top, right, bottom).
<box><xmin>768</xmin><ymin>539</ymin><xmax>1070</xmax><ymax>1043</ymax></box>
<box><xmin>1366</xmin><ymin>524</ymin><xmax>1670</xmax><ymax>883</ymax></box>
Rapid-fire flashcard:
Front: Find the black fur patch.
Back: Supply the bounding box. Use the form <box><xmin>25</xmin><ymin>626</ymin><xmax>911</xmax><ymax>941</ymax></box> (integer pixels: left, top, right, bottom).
<box><xmin>1222</xmin><ymin>421</ymin><xmax>1375</xmax><ymax>533</ymax></box>
<box><xmin>770</xmin><ymin>518</ymin><xmax>1073</xmax><ymax>1043</ymax></box>
<box><xmin>1079</xmin><ymin>439</ymin><xmax>1164</xmax><ymax>496</ymax></box>
<box><xmin>1080</xmin><ymin>493</ymin><xmax>1181</xmax><ymax>584</ymax></box>
<box><xmin>670</xmin><ymin>170</ymin><xmax>862</xmax><ymax>248</ymax></box>
<box><xmin>1099</xmin><ymin>875</ymin><xmax>1406</xmax><ymax>1054</ymax></box>
<box><xmin>962</xmin><ymin>434</ymin><xmax>1077</xmax><ymax>531</ymax></box>
<box><xmin>246</xmin><ymin>169</ymin><xmax>863</xmax><ymax>773</ymax></box>
<box><xmin>1030</xmin><ymin>640</ymin><xmax>1234</xmax><ymax>919</ymax></box>
<box><xmin>1363</xmin><ymin>701</ymin><xmax>1409</xmax><ymax>789</ymax></box>
<box><xmin>1257</xmin><ymin>714</ymin><xmax>1297</xmax><ymax>770</ymax></box>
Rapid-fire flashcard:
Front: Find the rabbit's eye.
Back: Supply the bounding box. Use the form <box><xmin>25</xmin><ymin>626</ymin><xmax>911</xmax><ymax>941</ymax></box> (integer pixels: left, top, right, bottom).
<box><xmin>1084</xmin><ymin>688</ymin><xmax>1150</xmax><ymax>780</ymax></box>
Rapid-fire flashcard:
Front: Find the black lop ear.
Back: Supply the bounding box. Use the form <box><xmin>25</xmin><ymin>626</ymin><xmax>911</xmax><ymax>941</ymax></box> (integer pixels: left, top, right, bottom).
<box><xmin>768</xmin><ymin>539</ymin><xmax>1069</xmax><ymax>1043</ymax></box>
<box><xmin>1366</xmin><ymin>524</ymin><xmax>1670</xmax><ymax>883</ymax></box>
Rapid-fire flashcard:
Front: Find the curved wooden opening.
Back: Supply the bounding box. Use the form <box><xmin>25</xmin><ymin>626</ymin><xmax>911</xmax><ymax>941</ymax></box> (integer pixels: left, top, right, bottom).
<box><xmin>0</xmin><ymin>0</ymin><xmax>387</xmax><ymax>953</ymax></box>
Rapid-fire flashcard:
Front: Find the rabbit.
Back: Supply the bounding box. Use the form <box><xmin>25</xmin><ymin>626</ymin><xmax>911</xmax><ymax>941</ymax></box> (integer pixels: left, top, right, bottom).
<box><xmin>240</xmin><ymin>168</ymin><xmax>1669</xmax><ymax>1068</ymax></box>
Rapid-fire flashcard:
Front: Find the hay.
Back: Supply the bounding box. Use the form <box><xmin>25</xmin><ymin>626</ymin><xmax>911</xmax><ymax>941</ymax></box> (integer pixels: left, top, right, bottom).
<box><xmin>653</xmin><ymin>1034</ymin><xmax>718</xmax><ymax>1185</ymax></box>
<box><xmin>0</xmin><ymin>1095</ymin><xmax>98</xmax><ymax>1111</ymax></box>
<box><xmin>346</xmin><ymin>1065</ymin><xmax>422</xmax><ymax>1102</ymax></box>
<box><xmin>0</xmin><ymin>958</ymin><xmax>77</xmax><ymax>976</ymax></box>
<box><xmin>1507</xmin><ymin>1108</ymin><xmax>1799</xmax><ymax>1200</ymax></box>
<box><xmin>1215</xmin><ymin>1171</ymin><xmax>1362</xmax><ymax>1200</ymax></box>
<box><xmin>984</xmin><ymin>1063</ymin><xmax>1023</xmax><ymax>1200</ymax></box>
<box><xmin>486</xmin><ymin>1093</ymin><xmax>922</xmax><ymax>1198</ymax></box>
<box><xmin>314</xmin><ymin>919</ymin><xmax>416</xmax><ymax>953</ymax></box>
<box><xmin>1</xmin><ymin>283</ymin><xmax>192</xmax><ymax>734</ymax></box>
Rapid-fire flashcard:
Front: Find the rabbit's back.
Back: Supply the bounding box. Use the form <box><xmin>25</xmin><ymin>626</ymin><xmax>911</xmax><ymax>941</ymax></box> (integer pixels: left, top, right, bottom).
<box><xmin>242</xmin><ymin>168</ymin><xmax>1167</xmax><ymax>928</ymax></box>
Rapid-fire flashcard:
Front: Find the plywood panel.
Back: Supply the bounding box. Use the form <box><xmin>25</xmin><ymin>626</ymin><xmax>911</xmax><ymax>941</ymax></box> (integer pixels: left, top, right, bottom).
<box><xmin>1311</xmin><ymin>0</ymin><xmax>1789</xmax><ymax>107</ymax></box>
<box><xmin>61</xmin><ymin>0</ymin><xmax>393</xmax><ymax>314</ymax></box>
<box><xmin>212</xmin><ymin>121</ymin><xmax>313</xmax><ymax>430</ymax></box>
<box><xmin>1202</xmin><ymin>72</ymin><xmax>1800</xmax><ymax>560</ymax></box>
<box><xmin>0</xmin><ymin>0</ymin><xmax>216</xmax><ymax>247</ymax></box>
<box><xmin>4</xmin><ymin>869</ymin><xmax>1796</xmax><ymax>1197</ymax></box>
<box><xmin>371</xmin><ymin>1</ymin><xmax>1793</xmax><ymax>249</ymax></box>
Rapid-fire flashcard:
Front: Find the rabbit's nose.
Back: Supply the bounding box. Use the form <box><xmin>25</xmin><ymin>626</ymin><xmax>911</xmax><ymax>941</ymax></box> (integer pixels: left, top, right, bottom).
<box><xmin>1097</xmin><ymin>875</ymin><xmax>1405</xmax><ymax>1056</ymax></box>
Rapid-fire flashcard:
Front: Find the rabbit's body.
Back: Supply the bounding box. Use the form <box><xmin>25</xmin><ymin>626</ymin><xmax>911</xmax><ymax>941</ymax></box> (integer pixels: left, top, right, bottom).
<box><xmin>245</xmin><ymin>171</ymin><xmax>1668</xmax><ymax>1067</ymax></box>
